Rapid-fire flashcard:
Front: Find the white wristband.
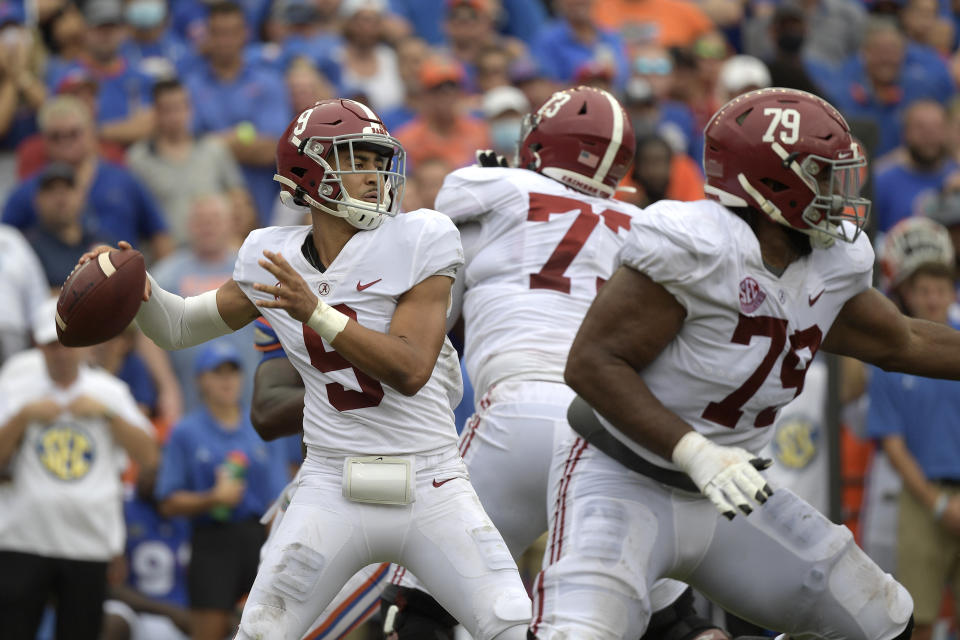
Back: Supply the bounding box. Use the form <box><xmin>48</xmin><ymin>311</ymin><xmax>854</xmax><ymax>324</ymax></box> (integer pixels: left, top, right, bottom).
<box><xmin>671</xmin><ymin>431</ymin><xmax>711</xmax><ymax>471</ymax></box>
<box><xmin>307</xmin><ymin>298</ymin><xmax>349</xmax><ymax>343</ymax></box>
<box><xmin>933</xmin><ymin>493</ymin><xmax>949</xmax><ymax>522</ymax></box>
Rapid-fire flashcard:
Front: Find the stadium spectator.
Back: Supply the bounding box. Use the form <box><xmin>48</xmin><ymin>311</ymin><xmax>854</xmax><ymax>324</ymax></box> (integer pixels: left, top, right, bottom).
<box><xmin>2</xmin><ymin>95</ymin><xmax>173</xmax><ymax>258</ymax></box>
<box><xmin>867</xmin><ymin>235</ymin><xmax>960</xmax><ymax>640</ymax></box>
<box><xmin>873</xmin><ymin>100</ymin><xmax>958</xmax><ymax>233</ymax></box>
<box><xmin>443</xmin><ymin>0</ymin><xmax>525</xmax><ymax>92</ymax></box>
<box><xmin>591</xmin><ymin>0</ymin><xmax>713</xmax><ymax>49</ymax></box>
<box><xmin>47</xmin><ymin>0</ymin><xmax>156</xmax><ymax>146</ymax></box>
<box><xmin>926</xmin><ymin>185</ymin><xmax>960</xmax><ymax>276</ymax></box>
<box><xmin>155</xmin><ymin>341</ymin><xmax>287</xmax><ymax>640</ymax></box>
<box><xmin>43</xmin><ymin>5</ymin><xmax>89</xmax><ymax>86</ymax></box>
<box><xmin>390</xmin><ymin>0</ymin><xmax>546</xmax><ymax>46</ymax></box>
<box><xmin>475</xmin><ymin>45</ymin><xmax>513</xmax><ymax>93</ymax></box>
<box><xmin>0</xmin><ymin>296</ymin><xmax>158</xmax><ymax>640</ymax></box>
<box><xmin>900</xmin><ymin>0</ymin><xmax>954</xmax><ymax>55</ymax></box>
<box><xmin>182</xmin><ymin>1</ymin><xmax>291</xmax><ymax>225</ymax></box>
<box><xmin>743</xmin><ymin>0</ymin><xmax>866</xmax><ymax>71</ymax></box>
<box><xmin>403</xmin><ymin>155</ymin><xmax>451</xmax><ymax>211</ymax></box>
<box><xmin>24</xmin><ymin>161</ymin><xmax>113</xmax><ymax>287</ymax></box>
<box><xmin>332</xmin><ymin>0</ymin><xmax>405</xmax><ymax>113</ymax></box>
<box><xmin>378</xmin><ymin>35</ymin><xmax>428</xmax><ymax>132</ymax></box>
<box><xmin>394</xmin><ymin>56</ymin><xmax>490</xmax><ymax>170</ymax></box>
<box><xmin>827</xmin><ymin>17</ymin><xmax>955</xmax><ymax>157</ymax></box>
<box><xmin>0</xmin><ymin>3</ymin><xmax>47</xmax><ymax>161</ymax></box>
<box><xmin>760</xmin><ymin>2</ymin><xmax>823</xmax><ymax>98</ymax></box>
<box><xmin>285</xmin><ymin>57</ymin><xmax>336</xmax><ymax>116</ymax></box>
<box><xmin>266</xmin><ymin>0</ymin><xmax>343</xmax><ymax>91</ymax></box>
<box><xmin>716</xmin><ymin>54</ymin><xmax>770</xmax><ymax>104</ymax></box>
<box><xmin>101</xmin><ymin>463</ymin><xmax>191</xmax><ymax>640</ymax></box>
<box><xmin>119</xmin><ymin>0</ymin><xmax>195</xmax><ymax>80</ymax></box>
<box><xmin>0</xmin><ymin>223</ymin><xmax>49</xmax><ymax>363</ymax></box>
<box><xmin>151</xmin><ymin>194</ymin><xmax>259</xmax><ymax>413</ymax></box>
<box><xmin>127</xmin><ymin>78</ymin><xmax>253</xmax><ymax>248</ymax></box>
<box><xmin>15</xmin><ymin>69</ymin><xmax>128</xmax><ymax>180</ymax></box>
<box><xmin>532</xmin><ymin>0</ymin><xmax>629</xmax><ymax>91</ymax></box>
<box><xmin>617</xmin><ymin>133</ymin><xmax>703</xmax><ymax>208</ymax></box>
<box><xmin>481</xmin><ymin>85</ymin><xmax>528</xmax><ymax>159</ymax></box>
<box><xmin>508</xmin><ymin>56</ymin><xmax>557</xmax><ymax>116</ymax></box>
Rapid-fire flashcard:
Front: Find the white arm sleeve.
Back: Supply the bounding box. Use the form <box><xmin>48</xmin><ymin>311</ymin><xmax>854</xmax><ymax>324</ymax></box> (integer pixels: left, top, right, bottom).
<box><xmin>134</xmin><ymin>273</ymin><xmax>233</xmax><ymax>350</ymax></box>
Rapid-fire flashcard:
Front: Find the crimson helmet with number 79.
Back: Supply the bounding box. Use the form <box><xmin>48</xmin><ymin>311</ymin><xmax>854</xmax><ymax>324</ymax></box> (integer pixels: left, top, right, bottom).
<box><xmin>517</xmin><ymin>86</ymin><xmax>635</xmax><ymax>199</ymax></box>
<box><xmin>274</xmin><ymin>98</ymin><xmax>406</xmax><ymax>231</ymax></box>
<box><xmin>703</xmin><ymin>88</ymin><xmax>870</xmax><ymax>248</ymax></box>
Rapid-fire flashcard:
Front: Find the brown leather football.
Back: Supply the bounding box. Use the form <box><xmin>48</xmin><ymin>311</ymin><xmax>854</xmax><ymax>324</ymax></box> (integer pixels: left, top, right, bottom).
<box><xmin>56</xmin><ymin>249</ymin><xmax>146</xmax><ymax>347</ymax></box>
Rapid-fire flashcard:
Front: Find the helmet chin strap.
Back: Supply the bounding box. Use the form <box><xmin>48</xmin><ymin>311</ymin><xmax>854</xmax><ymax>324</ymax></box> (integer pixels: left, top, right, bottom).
<box><xmin>737</xmin><ymin>173</ymin><xmax>835</xmax><ymax>249</ymax></box>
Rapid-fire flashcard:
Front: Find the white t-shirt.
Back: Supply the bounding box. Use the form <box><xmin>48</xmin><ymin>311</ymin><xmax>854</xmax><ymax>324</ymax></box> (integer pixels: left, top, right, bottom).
<box><xmin>597</xmin><ymin>199</ymin><xmax>873</xmax><ymax>468</ymax></box>
<box><xmin>0</xmin><ymin>224</ymin><xmax>48</xmax><ymax>354</ymax></box>
<box><xmin>435</xmin><ymin>167</ymin><xmax>640</xmax><ymax>395</ymax></box>
<box><xmin>0</xmin><ymin>351</ymin><xmax>153</xmax><ymax>561</ymax></box>
<box><xmin>233</xmin><ymin>210</ymin><xmax>464</xmax><ymax>457</ymax></box>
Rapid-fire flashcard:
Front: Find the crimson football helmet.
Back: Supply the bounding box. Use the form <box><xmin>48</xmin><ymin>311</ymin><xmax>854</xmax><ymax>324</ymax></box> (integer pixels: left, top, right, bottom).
<box><xmin>518</xmin><ymin>86</ymin><xmax>635</xmax><ymax>199</ymax></box>
<box><xmin>274</xmin><ymin>99</ymin><xmax>405</xmax><ymax>230</ymax></box>
<box><xmin>703</xmin><ymin>88</ymin><xmax>869</xmax><ymax>248</ymax></box>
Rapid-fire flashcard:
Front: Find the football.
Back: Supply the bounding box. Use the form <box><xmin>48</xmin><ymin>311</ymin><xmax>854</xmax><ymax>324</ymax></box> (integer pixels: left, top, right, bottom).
<box><xmin>56</xmin><ymin>249</ymin><xmax>146</xmax><ymax>347</ymax></box>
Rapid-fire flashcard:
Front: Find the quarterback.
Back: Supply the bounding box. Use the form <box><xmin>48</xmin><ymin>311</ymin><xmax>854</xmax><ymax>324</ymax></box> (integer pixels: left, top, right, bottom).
<box><xmin>529</xmin><ymin>88</ymin><xmax>942</xmax><ymax>639</ymax></box>
<box><xmin>78</xmin><ymin>99</ymin><xmax>531</xmax><ymax>640</ymax></box>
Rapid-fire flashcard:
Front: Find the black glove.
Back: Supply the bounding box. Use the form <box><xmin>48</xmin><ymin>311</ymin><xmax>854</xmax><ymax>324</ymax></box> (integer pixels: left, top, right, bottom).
<box><xmin>475</xmin><ymin>149</ymin><xmax>510</xmax><ymax>168</ymax></box>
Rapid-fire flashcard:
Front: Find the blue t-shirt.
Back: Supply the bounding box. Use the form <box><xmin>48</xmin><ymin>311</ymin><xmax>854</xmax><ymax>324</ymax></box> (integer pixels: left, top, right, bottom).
<box><xmin>531</xmin><ymin>20</ymin><xmax>630</xmax><ymax>91</ymax></box>
<box><xmin>388</xmin><ymin>0</ymin><xmax>546</xmax><ymax>45</ymax></box>
<box><xmin>119</xmin><ymin>31</ymin><xmax>197</xmax><ymax>79</ymax></box>
<box><xmin>2</xmin><ymin>162</ymin><xmax>167</xmax><ymax>246</ymax></box>
<box><xmin>183</xmin><ymin>60</ymin><xmax>291</xmax><ymax>224</ymax></box>
<box><xmin>867</xmin><ymin>349</ymin><xmax>960</xmax><ymax>480</ymax></box>
<box><xmin>872</xmin><ymin>158</ymin><xmax>958</xmax><ymax>233</ymax></box>
<box><xmin>117</xmin><ymin>351</ymin><xmax>158</xmax><ymax>413</ymax></box>
<box><xmin>124</xmin><ymin>492</ymin><xmax>190</xmax><ymax>607</ymax></box>
<box><xmin>155</xmin><ymin>407</ymin><xmax>288</xmax><ymax>525</ymax></box>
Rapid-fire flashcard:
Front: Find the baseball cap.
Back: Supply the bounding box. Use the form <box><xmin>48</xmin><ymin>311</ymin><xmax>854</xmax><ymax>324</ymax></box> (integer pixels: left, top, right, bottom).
<box><xmin>0</xmin><ymin>2</ymin><xmax>25</xmax><ymax>27</ymax></box>
<box><xmin>85</xmin><ymin>0</ymin><xmax>124</xmax><ymax>26</ymax></box>
<box><xmin>447</xmin><ymin>0</ymin><xmax>494</xmax><ymax>16</ymax></box>
<box><xmin>194</xmin><ymin>341</ymin><xmax>243</xmax><ymax>375</ymax></box>
<box><xmin>56</xmin><ymin>67</ymin><xmax>98</xmax><ymax>95</ymax></box>
<box><xmin>419</xmin><ymin>57</ymin><xmax>464</xmax><ymax>91</ymax></box>
<box><xmin>33</xmin><ymin>297</ymin><xmax>60</xmax><ymax>346</ymax></box>
<box><xmin>624</xmin><ymin>76</ymin><xmax>656</xmax><ymax>106</ymax></box>
<box><xmin>926</xmin><ymin>191</ymin><xmax>960</xmax><ymax>228</ymax></box>
<box><xmin>718</xmin><ymin>55</ymin><xmax>771</xmax><ymax>96</ymax></box>
<box><xmin>38</xmin><ymin>162</ymin><xmax>76</xmax><ymax>189</ymax></box>
<box><xmin>481</xmin><ymin>86</ymin><xmax>529</xmax><ymax>119</ymax></box>
<box><xmin>339</xmin><ymin>0</ymin><xmax>386</xmax><ymax>18</ymax></box>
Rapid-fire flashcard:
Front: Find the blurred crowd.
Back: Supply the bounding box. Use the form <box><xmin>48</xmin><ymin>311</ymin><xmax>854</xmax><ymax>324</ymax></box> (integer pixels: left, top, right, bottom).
<box><xmin>1</xmin><ymin>0</ymin><xmax>960</xmax><ymax>638</ymax></box>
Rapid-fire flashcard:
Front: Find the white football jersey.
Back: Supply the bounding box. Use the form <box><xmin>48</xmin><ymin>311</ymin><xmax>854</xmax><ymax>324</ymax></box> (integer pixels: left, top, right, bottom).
<box><xmin>597</xmin><ymin>199</ymin><xmax>873</xmax><ymax>467</ymax></box>
<box><xmin>436</xmin><ymin>166</ymin><xmax>640</xmax><ymax>395</ymax></box>
<box><xmin>233</xmin><ymin>210</ymin><xmax>464</xmax><ymax>457</ymax></box>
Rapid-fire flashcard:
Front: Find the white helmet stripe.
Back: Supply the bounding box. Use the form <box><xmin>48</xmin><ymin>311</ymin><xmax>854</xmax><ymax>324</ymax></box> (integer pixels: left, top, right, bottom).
<box><xmin>593</xmin><ymin>89</ymin><xmax>625</xmax><ymax>184</ymax></box>
<box><xmin>348</xmin><ymin>99</ymin><xmax>379</xmax><ymax>122</ymax></box>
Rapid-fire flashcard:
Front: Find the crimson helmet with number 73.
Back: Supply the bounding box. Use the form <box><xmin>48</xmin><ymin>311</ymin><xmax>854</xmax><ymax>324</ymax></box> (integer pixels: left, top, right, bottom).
<box><xmin>274</xmin><ymin>99</ymin><xmax>406</xmax><ymax>230</ymax></box>
<box><xmin>517</xmin><ymin>86</ymin><xmax>635</xmax><ymax>199</ymax></box>
<box><xmin>703</xmin><ymin>88</ymin><xmax>870</xmax><ymax>248</ymax></box>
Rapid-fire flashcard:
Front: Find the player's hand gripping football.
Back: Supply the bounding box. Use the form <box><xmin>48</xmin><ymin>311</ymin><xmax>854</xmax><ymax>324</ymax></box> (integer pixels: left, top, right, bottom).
<box><xmin>76</xmin><ymin>240</ymin><xmax>151</xmax><ymax>301</ymax></box>
<box><xmin>253</xmin><ymin>250</ymin><xmax>319</xmax><ymax>323</ymax></box>
<box><xmin>671</xmin><ymin>431</ymin><xmax>773</xmax><ymax>520</ymax></box>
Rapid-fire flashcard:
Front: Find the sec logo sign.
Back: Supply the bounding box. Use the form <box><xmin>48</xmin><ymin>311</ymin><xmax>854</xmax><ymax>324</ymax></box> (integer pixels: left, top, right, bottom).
<box><xmin>35</xmin><ymin>423</ymin><xmax>96</xmax><ymax>481</ymax></box>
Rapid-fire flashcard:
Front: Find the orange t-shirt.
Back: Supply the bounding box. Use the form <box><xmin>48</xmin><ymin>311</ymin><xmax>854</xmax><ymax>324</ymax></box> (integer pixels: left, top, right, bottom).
<box><xmin>395</xmin><ymin>116</ymin><xmax>491</xmax><ymax>171</ymax></box>
<box><xmin>593</xmin><ymin>0</ymin><xmax>714</xmax><ymax>48</ymax></box>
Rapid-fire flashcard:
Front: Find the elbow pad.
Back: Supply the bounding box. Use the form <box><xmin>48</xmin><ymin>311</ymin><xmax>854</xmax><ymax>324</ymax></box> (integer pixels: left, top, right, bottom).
<box><xmin>135</xmin><ymin>273</ymin><xmax>232</xmax><ymax>350</ymax></box>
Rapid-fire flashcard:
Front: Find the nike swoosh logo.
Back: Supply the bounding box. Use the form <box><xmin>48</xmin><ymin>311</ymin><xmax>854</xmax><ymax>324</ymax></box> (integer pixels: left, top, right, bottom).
<box><xmin>357</xmin><ymin>278</ymin><xmax>382</xmax><ymax>291</ymax></box>
<box><xmin>808</xmin><ymin>289</ymin><xmax>825</xmax><ymax>306</ymax></box>
<box><xmin>432</xmin><ymin>477</ymin><xmax>456</xmax><ymax>488</ymax></box>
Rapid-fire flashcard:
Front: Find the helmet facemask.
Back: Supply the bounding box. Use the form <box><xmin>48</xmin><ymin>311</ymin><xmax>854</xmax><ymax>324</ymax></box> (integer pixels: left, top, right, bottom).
<box><xmin>797</xmin><ymin>152</ymin><xmax>870</xmax><ymax>248</ymax></box>
<box><xmin>276</xmin><ymin>132</ymin><xmax>406</xmax><ymax>231</ymax></box>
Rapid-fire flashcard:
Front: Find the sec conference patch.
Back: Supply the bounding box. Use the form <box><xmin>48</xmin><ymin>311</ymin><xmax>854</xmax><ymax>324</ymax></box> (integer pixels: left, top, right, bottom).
<box><xmin>770</xmin><ymin>414</ymin><xmax>819</xmax><ymax>469</ymax></box>
<box><xmin>35</xmin><ymin>423</ymin><xmax>96</xmax><ymax>481</ymax></box>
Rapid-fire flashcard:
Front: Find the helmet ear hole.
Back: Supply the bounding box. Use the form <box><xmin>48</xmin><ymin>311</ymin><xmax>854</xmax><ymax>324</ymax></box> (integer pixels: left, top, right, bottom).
<box><xmin>291</xmin><ymin>167</ymin><xmax>308</xmax><ymax>178</ymax></box>
<box><xmin>760</xmin><ymin>178</ymin><xmax>789</xmax><ymax>193</ymax></box>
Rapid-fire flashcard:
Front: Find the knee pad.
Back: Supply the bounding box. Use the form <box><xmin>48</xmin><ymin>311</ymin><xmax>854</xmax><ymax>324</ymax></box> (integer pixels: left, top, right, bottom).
<box><xmin>380</xmin><ymin>585</ymin><xmax>457</xmax><ymax>640</ymax></box>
